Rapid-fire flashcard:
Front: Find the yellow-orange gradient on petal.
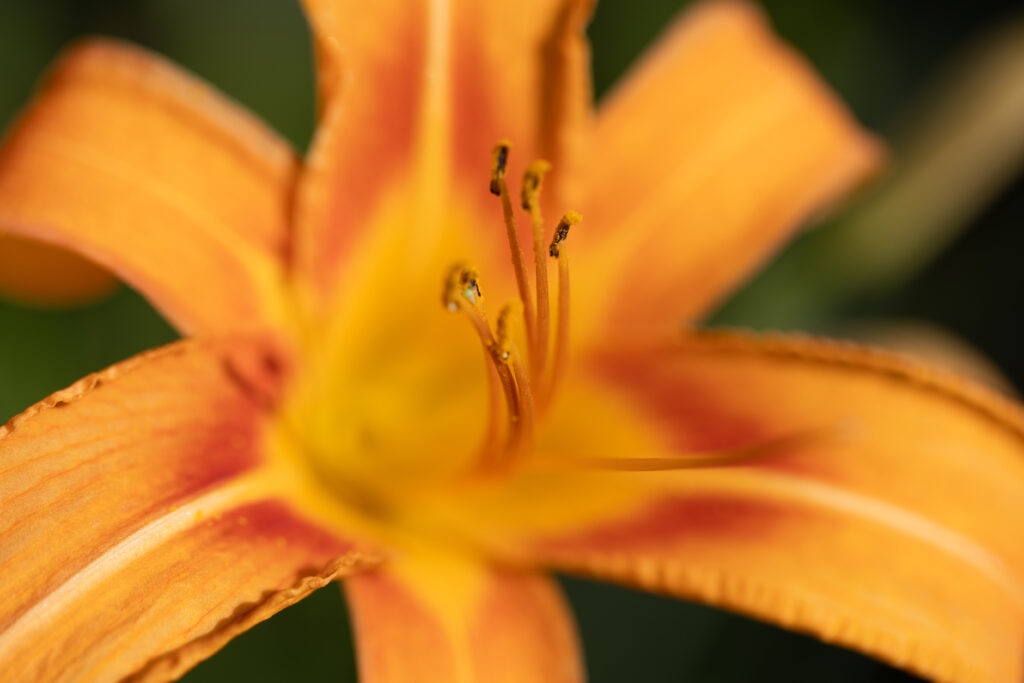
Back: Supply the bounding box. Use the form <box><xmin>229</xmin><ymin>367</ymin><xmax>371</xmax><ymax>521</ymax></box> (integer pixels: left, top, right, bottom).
<box><xmin>486</xmin><ymin>331</ymin><xmax>1024</xmax><ymax>683</ymax></box>
<box><xmin>0</xmin><ymin>40</ymin><xmax>297</xmax><ymax>335</ymax></box>
<box><xmin>346</xmin><ymin>553</ymin><xmax>582</xmax><ymax>683</ymax></box>
<box><xmin>294</xmin><ymin>0</ymin><xmax>593</xmax><ymax>302</ymax></box>
<box><xmin>0</xmin><ymin>339</ymin><xmax>373</xmax><ymax>682</ymax></box>
<box><xmin>577</xmin><ymin>1</ymin><xmax>883</xmax><ymax>337</ymax></box>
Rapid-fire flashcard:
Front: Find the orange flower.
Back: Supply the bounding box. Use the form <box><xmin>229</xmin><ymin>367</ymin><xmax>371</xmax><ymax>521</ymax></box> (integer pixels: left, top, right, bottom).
<box><xmin>0</xmin><ymin>2</ymin><xmax>1020</xmax><ymax>682</ymax></box>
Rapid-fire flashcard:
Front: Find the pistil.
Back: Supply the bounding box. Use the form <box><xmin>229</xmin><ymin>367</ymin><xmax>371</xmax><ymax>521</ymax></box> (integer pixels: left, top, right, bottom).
<box><xmin>534</xmin><ymin>430</ymin><xmax>826</xmax><ymax>472</ymax></box>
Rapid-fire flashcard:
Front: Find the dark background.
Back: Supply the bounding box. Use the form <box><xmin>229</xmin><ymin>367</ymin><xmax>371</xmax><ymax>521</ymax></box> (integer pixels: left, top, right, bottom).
<box><xmin>1</xmin><ymin>1</ymin><xmax>1022</xmax><ymax>680</ymax></box>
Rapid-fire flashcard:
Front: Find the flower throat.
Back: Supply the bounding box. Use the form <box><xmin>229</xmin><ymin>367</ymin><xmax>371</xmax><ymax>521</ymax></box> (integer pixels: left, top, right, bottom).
<box><xmin>443</xmin><ymin>141</ymin><xmax>581</xmax><ymax>473</ymax></box>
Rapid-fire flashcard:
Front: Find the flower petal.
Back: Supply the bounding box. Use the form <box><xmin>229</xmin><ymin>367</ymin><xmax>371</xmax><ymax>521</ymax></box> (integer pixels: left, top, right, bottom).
<box><xmin>0</xmin><ymin>40</ymin><xmax>298</xmax><ymax>334</ymax></box>
<box><xmin>0</xmin><ymin>234</ymin><xmax>118</xmax><ymax>306</ymax></box>
<box><xmin>345</xmin><ymin>554</ymin><xmax>582</xmax><ymax>683</ymax></box>
<box><xmin>294</xmin><ymin>0</ymin><xmax>593</xmax><ymax>300</ymax></box>
<box><xmin>577</xmin><ymin>1</ymin><xmax>882</xmax><ymax>336</ymax></box>
<box><xmin>462</xmin><ymin>331</ymin><xmax>1024</xmax><ymax>683</ymax></box>
<box><xmin>0</xmin><ymin>338</ymin><xmax>373</xmax><ymax>682</ymax></box>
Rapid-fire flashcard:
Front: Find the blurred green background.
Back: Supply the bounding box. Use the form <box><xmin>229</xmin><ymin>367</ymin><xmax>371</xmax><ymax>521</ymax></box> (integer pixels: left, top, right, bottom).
<box><xmin>2</xmin><ymin>0</ymin><xmax>1023</xmax><ymax>680</ymax></box>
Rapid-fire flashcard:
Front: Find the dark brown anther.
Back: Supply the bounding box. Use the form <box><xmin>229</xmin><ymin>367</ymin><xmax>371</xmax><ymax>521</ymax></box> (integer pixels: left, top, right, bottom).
<box><xmin>489</xmin><ymin>141</ymin><xmax>511</xmax><ymax>195</ymax></box>
<box><xmin>548</xmin><ymin>211</ymin><xmax>582</xmax><ymax>258</ymax></box>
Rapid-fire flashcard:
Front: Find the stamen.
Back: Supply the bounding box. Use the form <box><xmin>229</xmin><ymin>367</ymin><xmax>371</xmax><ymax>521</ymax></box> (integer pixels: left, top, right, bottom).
<box><xmin>495</xmin><ymin>301</ymin><xmax>535</xmax><ymax>458</ymax></box>
<box><xmin>506</xmin><ymin>343</ymin><xmax>536</xmax><ymax>454</ymax></box>
<box><xmin>489</xmin><ymin>140</ymin><xmax>510</xmax><ymax>196</ymax></box>
<box><xmin>490</xmin><ymin>142</ymin><xmax>536</xmax><ymax>359</ymax></box>
<box><xmin>480</xmin><ymin>355</ymin><xmax>504</xmax><ymax>458</ymax></box>
<box><xmin>533</xmin><ymin>430</ymin><xmax>827</xmax><ymax>472</ymax></box>
<box><xmin>443</xmin><ymin>265</ymin><xmax>498</xmax><ymax>357</ymax></box>
<box><xmin>445</xmin><ymin>145</ymin><xmax>584</xmax><ymax>474</ymax></box>
<box><xmin>545</xmin><ymin>212</ymin><xmax>581</xmax><ymax>410</ymax></box>
<box><xmin>548</xmin><ymin>210</ymin><xmax>581</xmax><ymax>258</ymax></box>
<box><xmin>443</xmin><ymin>265</ymin><xmax>520</xmax><ymax>462</ymax></box>
<box><xmin>442</xmin><ymin>262</ymin><xmax>482</xmax><ymax>312</ymax></box>
<box><xmin>494</xmin><ymin>301</ymin><xmax>521</xmax><ymax>363</ymax></box>
<box><xmin>520</xmin><ymin>160</ymin><xmax>551</xmax><ymax>213</ymax></box>
<box><xmin>521</xmin><ymin>160</ymin><xmax>553</xmax><ymax>386</ymax></box>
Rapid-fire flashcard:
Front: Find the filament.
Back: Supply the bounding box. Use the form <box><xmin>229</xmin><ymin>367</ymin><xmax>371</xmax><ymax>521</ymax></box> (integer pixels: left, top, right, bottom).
<box><xmin>443</xmin><ymin>264</ymin><xmax>520</xmax><ymax>466</ymax></box>
<box><xmin>522</xmin><ymin>160</ymin><xmax>553</xmax><ymax>385</ymax></box>
<box><xmin>444</xmin><ymin>145</ymin><xmax>584</xmax><ymax>474</ymax></box>
<box><xmin>544</xmin><ymin>212</ymin><xmax>580</xmax><ymax>410</ymax></box>
<box><xmin>505</xmin><ymin>343</ymin><xmax>536</xmax><ymax>458</ymax></box>
<box><xmin>490</xmin><ymin>142</ymin><xmax>536</xmax><ymax>359</ymax></box>
<box><xmin>495</xmin><ymin>303</ymin><xmax>534</xmax><ymax>461</ymax></box>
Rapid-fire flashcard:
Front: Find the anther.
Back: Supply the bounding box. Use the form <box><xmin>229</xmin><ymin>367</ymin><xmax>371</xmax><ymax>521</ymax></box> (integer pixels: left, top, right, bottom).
<box><xmin>462</xmin><ymin>274</ymin><xmax>482</xmax><ymax>305</ymax></box>
<box><xmin>521</xmin><ymin>160</ymin><xmax>551</xmax><ymax>212</ymax></box>
<box><xmin>443</xmin><ymin>263</ymin><xmax>482</xmax><ymax>311</ymax></box>
<box><xmin>442</xmin><ymin>265</ymin><xmax>521</xmax><ymax>467</ymax></box>
<box><xmin>493</xmin><ymin>301</ymin><xmax>522</xmax><ymax>363</ymax></box>
<box><xmin>489</xmin><ymin>140</ymin><xmax>511</xmax><ymax>196</ymax></box>
<box><xmin>549</xmin><ymin>211</ymin><xmax>582</xmax><ymax>258</ymax></box>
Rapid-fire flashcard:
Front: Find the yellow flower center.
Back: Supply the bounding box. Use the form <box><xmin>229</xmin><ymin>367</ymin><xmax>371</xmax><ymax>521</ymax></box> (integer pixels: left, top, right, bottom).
<box><xmin>266</xmin><ymin>141</ymin><xmax>779</xmax><ymax>552</ymax></box>
<box><xmin>270</xmin><ymin>141</ymin><xmax>584</xmax><ymax>534</ymax></box>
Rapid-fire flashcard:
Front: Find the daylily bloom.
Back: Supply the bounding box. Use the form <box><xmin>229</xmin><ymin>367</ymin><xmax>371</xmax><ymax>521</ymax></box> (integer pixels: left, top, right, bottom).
<box><xmin>2</xmin><ymin>1</ymin><xmax>1023</xmax><ymax>682</ymax></box>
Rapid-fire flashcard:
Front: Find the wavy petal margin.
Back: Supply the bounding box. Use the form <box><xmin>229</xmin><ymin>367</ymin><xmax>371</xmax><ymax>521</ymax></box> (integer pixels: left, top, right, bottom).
<box><xmin>345</xmin><ymin>553</ymin><xmax>583</xmax><ymax>683</ymax></box>
<box><xmin>0</xmin><ymin>338</ymin><xmax>372</xmax><ymax>682</ymax></box>
<box><xmin>467</xmin><ymin>331</ymin><xmax>1024</xmax><ymax>683</ymax></box>
<box><xmin>577</xmin><ymin>0</ymin><xmax>883</xmax><ymax>336</ymax></box>
<box><xmin>0</xmin><ymin>40</ymin><xmax>298</xmax><ymax>334</ymax></box>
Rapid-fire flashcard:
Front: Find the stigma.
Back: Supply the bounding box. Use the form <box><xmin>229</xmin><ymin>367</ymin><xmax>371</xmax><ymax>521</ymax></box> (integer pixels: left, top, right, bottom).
<box><xmin>442</xmin><ymin>141</ymin><xmax>581</xmax><ymax>473</ymax></box>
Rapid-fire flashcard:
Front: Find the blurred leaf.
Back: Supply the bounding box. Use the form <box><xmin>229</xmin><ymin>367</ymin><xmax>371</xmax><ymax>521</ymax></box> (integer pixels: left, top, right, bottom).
<box><xmin>718</xmin><ymin>15</ymin><xmax>1024</xmax><ymax>328</ymax></box>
